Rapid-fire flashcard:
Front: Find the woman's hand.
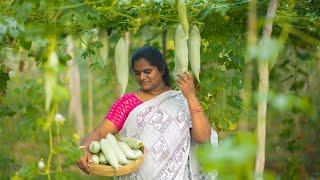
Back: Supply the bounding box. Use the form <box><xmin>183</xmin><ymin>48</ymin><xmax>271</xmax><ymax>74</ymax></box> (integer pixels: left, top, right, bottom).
<box><xmin>75</xmin><ymin>120</ymin><xmax>118</xmax><ymax>174</ymax></box>
<box><xmin>76</xmin><ymin>148</ymin><xmax>92</xmax><ymax>175</ymax></box>
<box><xmin>177</xmin><ymin>72</ymin><xmax>196</xmax><ymax>99</ymax></box>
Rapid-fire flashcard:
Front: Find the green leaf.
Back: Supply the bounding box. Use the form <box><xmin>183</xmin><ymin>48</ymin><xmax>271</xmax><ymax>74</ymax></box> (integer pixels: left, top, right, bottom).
<box><xmin>19</xmin><ymin>37</ymin><xmax>32</xmax><ymax>50</ymax></box>
<box><xmin>56</xmin><ymin>142</ymin><xmax>82</xmax><ymax>167</ymax></box>
<box><xmin>0</xmin><ymin>105</ymin><xmax>15</xmax><ymax>120</ymax></box>
<box><xmin>15</xmin><ymin>162</ymin><xmax>37</xmax><ymax>179</ymax></box>
<box><xmin>57</xmin><ymin>49</ymin><xmax>72</xmax><ymax>65</ymax></box>
<box><xmin>0</xmin><ymin>70</ymin><xmax>9</xmax><ymax>95</ymax></box>
<box><xmin>196</xmin><ymin>132</ymin><xmax>256</xmax><ymax>178</ymax></box>
<box><xmin>290</xmin><ymin>81</ymin><xmax>305</xmax><ymax>90</ymax></box>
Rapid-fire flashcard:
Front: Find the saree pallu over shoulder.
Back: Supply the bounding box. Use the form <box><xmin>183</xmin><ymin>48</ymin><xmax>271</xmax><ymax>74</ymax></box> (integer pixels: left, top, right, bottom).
<box><xmin>117</xmin><ymin>90</ymin><xmax>219</xmax><ymax>180</ymax></box>
<box><xmin>118</xmin><ymin>90</ymin><xmax>192</xmax><ymax>180</ymax></box>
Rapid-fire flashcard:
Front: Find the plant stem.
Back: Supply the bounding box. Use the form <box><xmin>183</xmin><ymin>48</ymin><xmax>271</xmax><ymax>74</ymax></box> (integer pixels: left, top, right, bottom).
<box><xmin>56</xmin><ymin>122</ymin><xmax>62</xmax><ymax>172</ymax></box>
<box><xmin>46</xmin><ymin>105</ymin><xmax>56</xmax><ymax>180</ymax></box>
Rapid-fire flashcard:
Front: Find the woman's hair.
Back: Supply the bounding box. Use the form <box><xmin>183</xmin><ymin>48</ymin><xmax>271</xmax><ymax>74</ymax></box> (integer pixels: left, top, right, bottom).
<box><xmin>131</xmin><ymin>46</ymin><xmax>171</xmax><ymax>87</ymax></box>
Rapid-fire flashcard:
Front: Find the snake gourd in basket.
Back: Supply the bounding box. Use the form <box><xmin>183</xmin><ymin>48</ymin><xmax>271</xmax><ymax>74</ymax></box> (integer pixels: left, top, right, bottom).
<box><xmin>89</xmin><ymin>134</ymin><xmax>143</xmax><ymax>170</ymax></box>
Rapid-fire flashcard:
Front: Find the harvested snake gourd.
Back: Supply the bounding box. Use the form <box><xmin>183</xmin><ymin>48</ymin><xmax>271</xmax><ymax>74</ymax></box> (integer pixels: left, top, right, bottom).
<box><xmin>87</xmin><ymin>134</ymin><xmax>145</xmax><ymax>174</ymax></box>
<box><xmin>133</xmin><ymin>149</ymin><xmax>143</xmax><ymax>159</ymax></box>
<box><xmin>98</xmin><ymin>152</ymin><xmax>108</xmax><ymax>165</ymax></box>
<box><xmin>116</xmin><ymin>134</ymin><xmax>143</xmax><ymax>150</ymax></box>
<box><xmin>115</xmin><ymin>37</ymin><xmax>129</xmax><ymax>96</ymax></box>
<box><xmin>89</xmin><ymin>141</ymin><xmax>100</xmax><ymax>154</ymax></box>
<box><xmin>106</xmin><ymin>133</ymin><xmax>129</xmax><ymax>165</ymax></box>
<box><xmin>118</xmin><ymin>141</ymin><xmax>136</xmax><ymax>159</ymax></box>
<box><xmin>177</xmin><ymin>0</ymin><xmax>189</xmax><ymax>39</ymax></box>
<box><xmin>175</xmin><ymin>24</ymin><xmax>189</xmax><ymax>76</ymax></box>
<box><xmin>100</xmin><ymin>138</ymin><xmax>119</xmax><ymax>170</ymax></box>
<box><xmin>188</xmin><ymin>25</ymin><xmax>201</xmax><ymax>82</ymax></box>
<box><xmin>91</xmin><ymin>154</ymin><xmax>100</xmax><ymax>164</ymax></box>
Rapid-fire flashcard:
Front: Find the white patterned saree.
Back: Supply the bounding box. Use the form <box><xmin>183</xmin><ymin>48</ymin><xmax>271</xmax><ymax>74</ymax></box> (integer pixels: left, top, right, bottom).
<box><xmin>117</xmin><ymin>90</ymin><xmax>218</xmax><ymax>180</ymax></box>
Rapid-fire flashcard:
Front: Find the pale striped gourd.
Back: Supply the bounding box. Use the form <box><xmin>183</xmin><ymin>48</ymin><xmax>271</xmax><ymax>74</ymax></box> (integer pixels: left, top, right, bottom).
<box><xmin>91</xmin><ymin>154</ymin><xmax>100</xmax><ymax>164</ymax></box>
<box><xmin>106</xmin><ymin>133</ymin><xmax>129</xmax><ymax>165</ymax></box>
<box><xmin>99</xmin><ymin>29</ymin><xmax>108</xmax><ymax>64</ymax></box>
<box><xmin>117</xmin><ymin>134</ymin><xmax>143</xmax><ymax>150</ymax></box>
<box><xmin>177</xmin><ymin>0</ymin><xmax>189</xmax><ymax>39</ymax></box>
<box><xmin>133</xmin><ymin>149</ymin><xmax>143</xmax><ymax>159</ymax></box>
<box><xmin>89</xmin><ymin>141</ymin><xmax>100</xmax><ymax>154</ymax></box>
<box><xmin>118</xmin><ymin>141</ymin><xmax>136</xmax><ymax>159</ymax></box>
<box><xmin>188</xmin><ymin>25</ymin><xmax>201</xmax><ymax>82</ymax></box>
<box><xmin>98</xmin><ymin>152</ymin><xmax>108</xmax><ymax>165</ymax></box>
<box><xmin>100</xmin><ymin>138</ymin><xmax>119</xmax><ymax>169</ymax></box>
<box><xmin>175</xmin><ymin>24</ymin><xmax>189</xmax><ymax>77</ymax></box>
<box><xmin>115</xmin><ymin>37</ymin><xmax>129</xmax><ymax>96</ymax></box>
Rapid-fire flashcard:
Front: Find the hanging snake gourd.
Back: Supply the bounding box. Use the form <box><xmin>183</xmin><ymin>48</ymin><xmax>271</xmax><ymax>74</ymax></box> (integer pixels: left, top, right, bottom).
<box><xmin>177</xmin><ymin>0</ymin><xmax>189</xmax><ymax>39</ymax></box>
<box><xmin>175</xmin><ymin>24</ymin><xmax>189</xmax><ymax>77</ymax></box>
<box><xmin>188</xmin><ymin>25</ymin><xmax>201</xmax><ymax>82</ymax></box>
<box><xmin>115</xmin><ymin>37</ymin><xmax>129</xmax><ymax>96</ymax></box>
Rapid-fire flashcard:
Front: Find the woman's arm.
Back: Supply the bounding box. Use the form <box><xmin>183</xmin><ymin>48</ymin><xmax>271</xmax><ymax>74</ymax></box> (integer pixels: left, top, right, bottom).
<box><xmin>76</xmin><ymin>120</ymin><xmax>118</xmax><ymax>174</ymax></box>
<box><xmin>177</xmin><ymin>72</ymin><xmax>211</xmax><ymax>143</ymax></box>
<box><xmin>77</xmin><ymin>93</ymin><xmax>142</xmax><ymax>174</ymax></box>
<box><xmin>81</xmin><ymin>120</ymin><xmax>118</xmax><ymax>148</ymax></box>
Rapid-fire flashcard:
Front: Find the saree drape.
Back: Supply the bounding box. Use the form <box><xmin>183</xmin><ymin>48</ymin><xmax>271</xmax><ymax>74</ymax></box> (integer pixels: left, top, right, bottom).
<box><xmin>117</xmin><ymin>90</ymin><xmax>218</xmax><ymax>180</ymax></box>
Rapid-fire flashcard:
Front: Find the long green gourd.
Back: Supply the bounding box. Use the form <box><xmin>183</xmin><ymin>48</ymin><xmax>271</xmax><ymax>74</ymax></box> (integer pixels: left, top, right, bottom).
<box><xmin>106</xmin><ymin>133</ymin><xmax>129</xmax><ymax>165</ymax></box>
<box><xmin>118</xmin><ymin>141</ymin><xmax>137</xmax><ymax>159</ymax></box>
<box><xmin>91</xmin><ymin>154</ymin><xmax>100</xmax><ymax>164</ymax></box>
<box><xmin>188</xmin><ymin>25</ymin><xmax>201</xmax><ymax>82</ymax></box>
<box><xmin>177</xmin><ymin>0</ymin><xmax>189</xmax><ymax>39</ymax></box>
<box><xmin>175</xmin><ymin>24</ymin><xmax>189</xmax><ymax>76</ymax></box>
<box><xmin>89</xmin><ymin>141</ymin><xmax>100</xmax><ymax>154</ymax></box>
<box><xmin>116</xmin><ymin>134</ymin><xmax>143</xmax><ymax>150</ymax></box>
<box><xmin>98</xmin><ymin>152</ymin><xmax>108</xmax><ymax>165</ymax></box>
<box><xmin>100</xmin><ymin>138</ymin><xmax>119</xmax><ymax>169</ymax></box>
<box><xmin>115</xmin><ymin>37</ymin><xmax>129</xmax><ymax>96</ymax></box>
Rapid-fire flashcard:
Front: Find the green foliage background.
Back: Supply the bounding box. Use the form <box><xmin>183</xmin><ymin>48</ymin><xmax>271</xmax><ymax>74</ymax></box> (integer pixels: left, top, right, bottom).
<box><xmin>0</xmin><ymin>0</ymin><xmax>319</xmax><ymax>179</ymax></box>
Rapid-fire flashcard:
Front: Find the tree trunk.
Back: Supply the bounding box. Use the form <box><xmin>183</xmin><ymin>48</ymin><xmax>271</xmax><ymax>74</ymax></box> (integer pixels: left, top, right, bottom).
<box><xmin>66</xmin><ymin>36</ymin><xmax>85</xmax><ymax>138</ymax></box>
<box><xmin>239</xmin><ymin>0</ymin><xmax>257</xmax><ymax>131</ymax></box>
<box><xmin>255</xmin><ymin>0</ymin><xmax>278</xmax><ymax>178</ymax></box>
<box><xmin>162</xmin><ymin>29</ymin><xmax>167</xmax><ymax>61</ymax></box>
<box><xmin>88</xmin><ymin>68</ymin><xmax>94</xmax><ymax>132</ymax></box>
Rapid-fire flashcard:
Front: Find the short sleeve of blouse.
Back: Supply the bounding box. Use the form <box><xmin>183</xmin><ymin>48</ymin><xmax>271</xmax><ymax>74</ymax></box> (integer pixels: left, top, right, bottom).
<box><xmin>105</xmin><ymin>93</ymin><xmax>143</xmax><ymax>131</ymax></box>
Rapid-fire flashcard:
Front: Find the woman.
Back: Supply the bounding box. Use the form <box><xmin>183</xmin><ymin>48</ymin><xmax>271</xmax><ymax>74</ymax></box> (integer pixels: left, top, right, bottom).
<box><xmin>77</xmin><ymin>46</ymin><xmax>214</xmax><ymax>179</ymax></box>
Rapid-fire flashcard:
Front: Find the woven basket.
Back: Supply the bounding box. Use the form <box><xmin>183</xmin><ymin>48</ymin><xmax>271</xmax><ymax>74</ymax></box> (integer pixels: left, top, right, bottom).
<box><xmin>88</xmin><ymin>146</ymin><xmax>146</xmax><ymax>176</ymax></box>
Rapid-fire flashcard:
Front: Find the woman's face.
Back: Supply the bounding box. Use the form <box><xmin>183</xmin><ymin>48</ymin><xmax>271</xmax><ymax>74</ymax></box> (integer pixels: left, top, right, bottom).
<box><xmin>133</xmin><ymin>58</ymin><xmax>164</xmax><ymax>91</ymax></box>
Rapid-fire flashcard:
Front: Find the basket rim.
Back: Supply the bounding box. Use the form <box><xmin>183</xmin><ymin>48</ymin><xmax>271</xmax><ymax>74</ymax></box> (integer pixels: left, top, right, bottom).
<box><xmin>88</xmin><ymin>146</ymin><xmax>146</xmax><ymax>176</ymax></box>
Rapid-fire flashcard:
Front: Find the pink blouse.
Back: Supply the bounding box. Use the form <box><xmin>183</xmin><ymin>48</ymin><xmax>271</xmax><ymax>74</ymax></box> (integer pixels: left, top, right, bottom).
<box><xmin>105</xmin><ymin>93</ymin><xmax>143</xmax><ymax>131</ymax></box>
